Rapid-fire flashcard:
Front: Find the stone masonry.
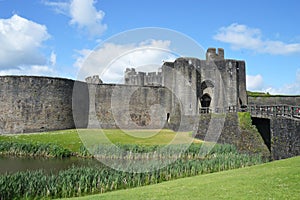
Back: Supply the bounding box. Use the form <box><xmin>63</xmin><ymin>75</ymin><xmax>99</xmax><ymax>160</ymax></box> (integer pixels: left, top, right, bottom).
<box><xmin>0</xmin><ymin>48</ymin><xmax>298</xmax><ymax>160</ymax></box>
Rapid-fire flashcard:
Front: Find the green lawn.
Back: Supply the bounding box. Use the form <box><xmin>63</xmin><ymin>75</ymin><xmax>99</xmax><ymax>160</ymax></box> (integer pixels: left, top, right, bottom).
<box><xmin>0</xmin><ymin>129</ymin><xmax>199</xmax><ymax>152</ymax></box>
<box><xmin>0</xmin><ymin>129</ymin><xmax>81</xmax><ymax>152</ymax></box>
<box><xmin>65</xmin><ymin>156</ymin><xmax>300</xmax><ymax>200</ymax></box>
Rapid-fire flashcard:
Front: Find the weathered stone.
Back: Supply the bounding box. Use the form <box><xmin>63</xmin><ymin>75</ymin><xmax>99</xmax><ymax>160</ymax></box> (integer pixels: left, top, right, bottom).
<box><xmin>0</xmin><ymin>48</ymin><xmax>298</xmax><ymax>161</ymax></box>
<box><xmin>193</xmin><ymin>113</ymin><xmax>270</xmax><ymax>158</ymax></box>
<box><xmin>270</xmin><ymin>117</ymin><xmax>300</xmax><ymax>159</ymax></box>
<box><xmin>124</xmin><ymin>48</ymin><xmax>247</xmax><ymax>115</ymax></box>
<box><xmin>249</xmin><ymin>96</ymin><xmax>300</xmax><ymax>106</ymax></box>
<box><xmin>0</xmin><ymin>76</ymin><xmax>75</xmax><ymax>134</ymax></box>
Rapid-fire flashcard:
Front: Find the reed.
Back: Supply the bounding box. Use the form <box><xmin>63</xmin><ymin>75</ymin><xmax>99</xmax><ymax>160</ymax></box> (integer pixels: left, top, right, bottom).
<box><xmin>0</xmin><ymin>143</ymin><xmax>263</xmax><ymax>199</ymax></box>
<box><xmin>0</xmin><ymin>141</ymin><xmax>71</xmax><ymax>158</ymax></box>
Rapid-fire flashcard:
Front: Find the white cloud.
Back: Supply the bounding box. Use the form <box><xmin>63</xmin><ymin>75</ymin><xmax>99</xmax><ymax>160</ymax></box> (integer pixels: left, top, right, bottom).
<box><xmin>70</xmin><ymin>0</ymin><xmax>107</xmax><ymax>36</ymax></box>
<box><xmin>75</xmin><ymin>39</ymin><xmax>176</xmax><ymax>82</ymax></box>
<box><xmin>0</xmin><ymin>65</ymin><xmax>57</xmax><ymax>77</ymax></box>
<box><xmin>214</xmin><ymin>23</ymin><xmax>300</xmax><ymax>55</ymax></box>
<box><xmin>0</xmin><ymin>14</ymin><xmax>50</xmax><ymax>69</ymax></box>
<box><xmin>44</xmin><ymin>0</ymin><xmax>107</xmax><ymax>37</ymax></box>
<box><xmin>246</xmin><ymin>74</ymin><xmax>264</xmax><ymax>91</ymax></box>
<box><xmin>50</xmin><ymin>51</ymin><xmax>57</xmax><ymax>66</ymax></box>
<box><xmin>42</xmin><ymin>1</ymin><xmax>69</xmax><ymax>15</ymax></box>
<box><xmin>265</xmin><ymin>69</ymin><xmax>300</xmax><ymax>95</ymax></box>
<box><xmin>247</xmin><ymin>70</ymin><xmax>300</xmax><ymax>95</ymax></box>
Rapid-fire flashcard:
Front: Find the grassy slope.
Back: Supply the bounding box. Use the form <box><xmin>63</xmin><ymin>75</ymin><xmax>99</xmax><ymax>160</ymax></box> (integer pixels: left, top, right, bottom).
<box><xmin>0</xmin><ymin>129</ymin><xmax>81</xmax><ymax>152</ymax></box>
<box><xmin>67</xmin><ymin>156</ymin><xmax>300</xmax><ymax>200</ymax></box>
<box><xmin>0</xmin><ymin>129</ymin><xmax>199</xmax><ymax>152</ymax></box>
<box><xmin>247</xmin><ymin>91</ymin><xmax>300</xmax><ymax>97</ymax></box>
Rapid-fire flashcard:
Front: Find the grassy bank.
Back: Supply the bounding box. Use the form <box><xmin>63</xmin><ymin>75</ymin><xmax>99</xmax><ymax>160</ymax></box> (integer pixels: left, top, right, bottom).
<box><xmin>0</xmin><ymin>129</ymin><xmax>199</xmax><ymax>153</ymax></box>
<box><xmin>66</xmin><ymin>156</ymin><xmax>300</xmax><ymax>200</ymax></box>
<box><xmin>0</xmin><ymin>143</ymin><xmax>263</xmax><ymax>199</ymax></box>
<box><xmin>0</xmin><ymin>129</ymin><xmax>81</xmax><ymax>152</ymax></box>
<box><xmin>0</xmin><ymin>141</ymin><xmax>71</xmax><ymax>157</ymax></box>
<box><xmin>247</xmin><ymin>91</ymin><xmax>300</xmax><ymax>97</ymax></box>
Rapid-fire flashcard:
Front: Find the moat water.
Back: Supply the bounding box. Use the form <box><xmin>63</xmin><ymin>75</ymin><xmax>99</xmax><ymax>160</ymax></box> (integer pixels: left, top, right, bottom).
<box><xmin>0</xmin><ymin>156</ymin><xmax>102</xmax><ymax>174</ymax></box>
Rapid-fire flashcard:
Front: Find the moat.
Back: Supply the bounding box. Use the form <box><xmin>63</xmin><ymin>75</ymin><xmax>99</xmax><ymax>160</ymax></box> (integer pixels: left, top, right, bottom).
<box><xmin>0</xmin><ymin>156</ymin><xmax>102</xmax><ymax>174</ymax></box>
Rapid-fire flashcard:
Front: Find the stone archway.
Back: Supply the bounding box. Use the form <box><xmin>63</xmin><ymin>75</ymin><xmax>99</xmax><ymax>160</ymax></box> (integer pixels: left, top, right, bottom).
<box><xmin>201</xmin><ymin>80</ymin><xmax>214</xmax><ymax>91</ymax></box>
<box><xmin>200</xmin><ymin>93</ymin><xmax>211</xmax><ymax>108</ymax></box>
<box><xmin>199</xmin><ymin>80</ymin><xmax>214</xmax><ymax>113</ymax></box>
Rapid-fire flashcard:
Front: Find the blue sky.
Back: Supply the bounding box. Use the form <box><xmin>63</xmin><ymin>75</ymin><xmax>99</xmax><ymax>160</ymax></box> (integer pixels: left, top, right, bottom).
<box><xmin>0</xmin><ymin>0</ymin><xmax>300</xmax><ymax>94</ymax></box>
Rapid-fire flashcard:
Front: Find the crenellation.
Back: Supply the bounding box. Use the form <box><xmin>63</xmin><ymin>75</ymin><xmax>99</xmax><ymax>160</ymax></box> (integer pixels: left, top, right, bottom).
<box><xmin>124</xmin><ymin>48</ymin><xmax>246</xmax><ymax>114</ymax></box>
<box><xmin>85</xmin><ymin>75</ymin><xmax>103</xmax><ymax>84</ymax></box>
<box><xmin>0</xmin><ymin>48</ymin><xmax>298</xmax><ymax>160</ymax></box>
<box><xmin>217</xmin><ymin>48</ymin><xmax>224</xmax><ymax>59</ymax></box>
<box><xmin>206</xmin><ymin>47</ymin><xmax>225</xmax><ymax>61</ymax></box>
<box><xmin>124</xmin><ymin>68</ymin><xmax>163</xmax><ymax>86</ymax></box>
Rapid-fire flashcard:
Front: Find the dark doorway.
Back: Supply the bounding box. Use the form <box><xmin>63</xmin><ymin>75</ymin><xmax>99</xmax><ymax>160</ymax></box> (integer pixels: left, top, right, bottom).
<box><xmin>200</xmin><ymin>94</ymin><xmax>211</xmax><ymax>108</ymax></box>
<box><xmin>252</xmin><ymin>117</ymin><xmax>271</xmax><ymax>151</ymax></box>
<box><xmin>239</xmin><ymin>98</ymin><xmax>243</xmax><ymax>106</ymax></box>
<box><xmin>166</xmin><ymin>113</ymin><xmax>170</xmax><ymax>122</ymax></box>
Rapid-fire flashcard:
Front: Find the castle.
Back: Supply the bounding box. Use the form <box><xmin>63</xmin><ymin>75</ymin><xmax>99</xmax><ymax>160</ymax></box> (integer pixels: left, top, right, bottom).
<box><xmin>0</xmin><ymin>48</ymin><xmax>246</xmax><ymax>134</ymax></box>
<box><xmin>124</xmin><ymin>47</ymin><xmax>247</xmax><ymax>115</ymax></box>
<box><xmin>1</xmin><ymin>48</ymin><xmax>299</xmax><ymax>160</ymax></box>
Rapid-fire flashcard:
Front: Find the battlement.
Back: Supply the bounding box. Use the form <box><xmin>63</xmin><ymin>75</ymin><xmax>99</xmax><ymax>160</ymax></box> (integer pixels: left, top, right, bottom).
<box><xmin>125</xmin><ymin>68</ymin><xmax>162</xmax><ymax>86</ymax></box>
<box><xmin>85</xmin><ymin>75</ymin><xmax>103</xmax><ymax>84</ymax></box>
<box><xmin>0</xmin><ymin>48</ymin><xmax>297</xmax><ymax>161</ymax></box>
<box><xmin>125</xmin><ymin>68</ymin><xmax>137</xmax><ymax>75</ymax></box>
<box><xmin>206</xmin><ymin>48</ymin><xmax>224</xmax><ymax>61</ymax></box>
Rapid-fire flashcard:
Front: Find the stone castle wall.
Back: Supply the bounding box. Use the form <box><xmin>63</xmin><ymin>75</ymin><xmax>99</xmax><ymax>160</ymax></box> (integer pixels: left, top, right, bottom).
<box><xmin>0</xmin><ymin>76</ymin><xmax>177</xmax><ymax>134</ymax></box>
<box><xmin>124</xmin><ymin>68</ymin><xmax>162</xmax><ymax>86</ymax></box>
<box><xmin>161</xmin><ymin>57</ymin><xmax>247</xmax><ymax>115</ymax></box>
<box><xmin>193</xmin><ymin>113</ymin><xmax>270</xmax><ymax>158</ymax></box>
<box><xmin>122</xmin><ymin>48</ymin><xmax>247</xmax><ymax>116</ymax></box>
<box><xmin>0</xmin><ymin>48</ymin><xmax>296</xmax><ymax>160</ymax></box>
<box><xmin>0</xmin><ymin>48</ymin><xmax>254</xmax><ymax>135</ymax></box>
<box><xmin>248</xmin><ymin>96</ymin><xmax>300</xmax><ymax>106</ymax></box>
<box><xmin>0</xmin><ymin>76</ymin><xmax>76</xmax><ymax>134</ymax></box>
<box><xmin>0</xmin><ymin>76</ymin><xmax>297</xmax><ymax>160</ymax></box>
<box><xmin>271</xmin><ymin>117</ymin><xmax>300</xmax><ymax>160</ymax></box>
<box><xmin>87</xmin><ymin>84</ymin><xmax>176</xmax><ymax>129</ymax></box>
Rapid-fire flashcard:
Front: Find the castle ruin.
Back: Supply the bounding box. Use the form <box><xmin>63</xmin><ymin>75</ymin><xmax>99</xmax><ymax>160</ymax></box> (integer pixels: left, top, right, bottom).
<box><xmin>0</xmin><ymin>48</ymin><xmax>299</xmax><ymax>160</ymax></box>
<box><xmin>0</xmin><ymin>48</ymin><xmax>247</xmax><ymax>134</ymax></box>
<box><xmin>124</xmin><ymin>47</ymin><xmax>247</xmax><ymax>115</ymax></box>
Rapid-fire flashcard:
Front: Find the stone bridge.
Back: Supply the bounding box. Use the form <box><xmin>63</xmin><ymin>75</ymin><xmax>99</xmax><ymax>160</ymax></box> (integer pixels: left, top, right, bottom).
<box><xmin>248</xmin><ymin>105</ymin><xmax>300</xmax><ymax>120</ymax></box>
<box><xmin>248</xmin><ymin>105</ymin><xmax>300</xmax><ymax>160</ymax></box>
<box><xmin>196</xmin><ymin>105</ymin><xmax>300</xmax><ymax>160</ymax></box>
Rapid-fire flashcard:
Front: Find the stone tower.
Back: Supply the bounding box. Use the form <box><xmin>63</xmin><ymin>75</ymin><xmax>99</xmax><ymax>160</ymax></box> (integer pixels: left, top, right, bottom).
<box><xmin>160</xmin><ymin>48</ymin><xmax>247</xmax><ymax>115</ymax></box>
<box><xmin>124</xmin><ymin>48</ymin><xmax>247</xmax><ymax>115</ymax></box>
<box><xmin>161</xmin><ymin>58</ymin><xmax>200</xmax><ymax>116</ymax></box>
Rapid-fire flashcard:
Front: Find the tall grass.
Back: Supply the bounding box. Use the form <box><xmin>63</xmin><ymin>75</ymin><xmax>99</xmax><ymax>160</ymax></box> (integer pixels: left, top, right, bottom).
<box><xmin>0</xmin><ymin>141</ymin><xmax>71</xmax><ymax>158</ymax></box>
<box><xmin>0</xmin><ymin>143</ymin><xmax>264</xmax><ymax>199</ymax></box>
<box><xmin>90</xmin><ymin>143</ymin><xmax>238</xmax><ymax>161</ymax></box>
